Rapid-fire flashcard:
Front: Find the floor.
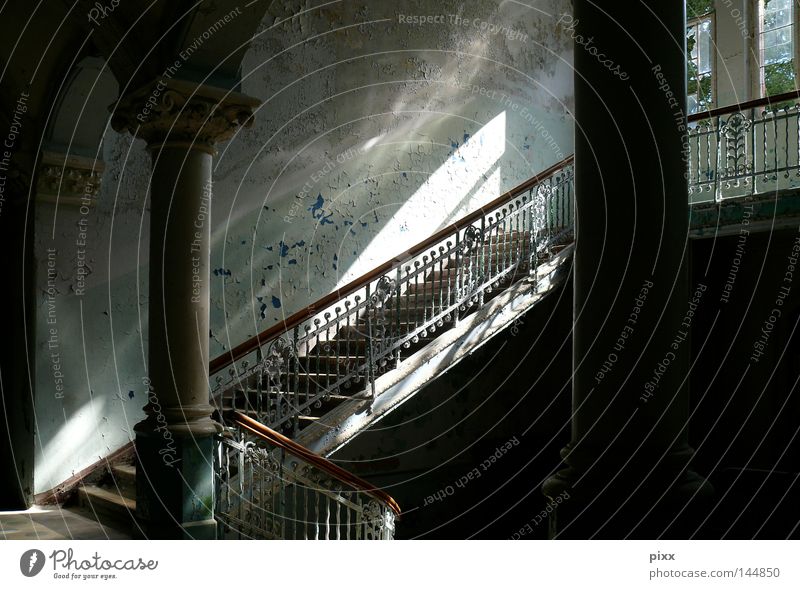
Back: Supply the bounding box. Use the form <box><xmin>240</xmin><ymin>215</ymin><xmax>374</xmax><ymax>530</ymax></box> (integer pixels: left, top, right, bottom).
<box><xmin>0</xmin><ymin>506</ymin><xmax>130</xmax><ymax>540</ymax></box>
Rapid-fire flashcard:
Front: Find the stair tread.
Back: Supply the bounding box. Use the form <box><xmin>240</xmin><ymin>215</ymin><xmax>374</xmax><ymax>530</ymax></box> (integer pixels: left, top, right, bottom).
<box><xmin>79</xmin><ymin>485</ymin><xmax>136</xmax><ymax>512</ymax></box>
<box><xmin>112</xmin><ymin>464</ymin><xmax>136</xmax><ymax>478</ymax></box>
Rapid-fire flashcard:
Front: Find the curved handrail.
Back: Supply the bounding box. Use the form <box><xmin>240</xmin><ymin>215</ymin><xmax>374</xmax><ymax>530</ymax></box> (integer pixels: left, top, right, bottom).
<box><xmin>228</xmin><ymin>410</ymin><xmax>401</xmax><ymax>516</ymax></box>
<box><xmin>687</xmin><ymin>89</ymin><xmax>800</xmax><ymax>123</ymax></box>
<box><xmin>209</xmin><ymin>154</ymin><xmax>575</xmax><ymax>375</ymax></box>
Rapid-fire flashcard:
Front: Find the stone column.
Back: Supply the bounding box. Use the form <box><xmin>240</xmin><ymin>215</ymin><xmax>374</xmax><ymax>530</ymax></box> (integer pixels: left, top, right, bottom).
<box><xmin>543</xmin><ymin>1</ymin><xmax>712</xmax><ymax>538</ymax></box>
<box><xmin>112</xmin><ymin>80</ymin><xmax>259</xmax><ymax>539</ymax></box>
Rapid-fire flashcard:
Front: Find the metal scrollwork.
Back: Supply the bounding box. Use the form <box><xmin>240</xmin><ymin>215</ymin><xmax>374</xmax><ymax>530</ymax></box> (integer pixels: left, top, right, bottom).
<box><xmin>458</xmin><ymin>225</ymin><xmax>483</xmax><ymax>255</ymax></box>
<box><xmin>720</xmin><ymin>112</ymin><xmax>752</xmax><ymax>185</ymax></box>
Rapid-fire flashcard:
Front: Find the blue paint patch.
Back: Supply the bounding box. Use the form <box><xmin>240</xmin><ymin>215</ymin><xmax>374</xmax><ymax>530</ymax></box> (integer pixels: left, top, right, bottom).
<box><xmin>308</xmin><ymin>194</ymin><xmax>325</xmax><ymax>216</ymax></box>
<box><xmin>266</xmin><ymin>265</ymin><xmax>274</xmax><ymax>270</ymax></box>
<box><xmin>128</xmin><ymin>390</ymin><xmax>135</xmax><ymax>399</ymax></box>
<box><xmin>261</xmin><ymin>279</ymin><xmax>266</xmax><ymax>286</ymax></box>
<box><xmin>402</xmin><ymin>172</ymin><xmax>408</xmax><ymax>178</ymax></box>
<box><xmin>343</xmin><ymin>220</ymin><xmax>353</xmax><ymax>226</ymax></box>
<box><xmin>360</xmin><ymin>221</ymin><xmax>368</xmax><ymax>227</ymax></box>
<box><xmin>292</xmin><ymin>240</ymin><xmax>306</xmax><ymax>248</ymax></box>
<box><xmin>318</xmin><ymin>212</ymin><xmax>334</xmax><ymax>225</ymax></box>
<box><xmin>213</xmin><ymin>268</ymin><xmax>232</xmax><ymax>277</ymax></box>
<box><xmin>463</xmin><ymin>133</ymin><xmax>471</xmax><ymax>143</ymax></box>
<box><xmin>264</xmin><ymin>245</ymin><xmax>273</xmax><ymax>251</ymax></box>
<box><xmin>259</xmin><ymin>303</ymin><xmax>267</xmax><ymax>319</ymax></box>
<box><xmin>288</xmin><ymin>259</ymin><xmax>297</xmax><ymax>265</ymax></box>
<box><xmin>241</xmin><ymin>240</ymin><xmax>246</xmax><ymax>245</ymax></box>
<box><xmin>278</xmin><ymin>241</ymin><xmax>290</xmax><ymax>257</ymax></box>
<box><xmin>271</xmin><ymin>296</ymin><xmax>282</xmax><ymax>309</ymax></box>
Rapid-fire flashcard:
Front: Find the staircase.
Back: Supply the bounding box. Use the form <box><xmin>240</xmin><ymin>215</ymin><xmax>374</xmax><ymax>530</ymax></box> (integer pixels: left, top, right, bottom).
<box><xmin>74</xmin><ymin>460</ymin><xmax>139</xmax><ymax>536</ymax></box>
<box><xmin>210</xmin><ymin>158</ymin><xmax>574</xmax><ymax>447</ymax></box>
<box><xmin>207</xmin><ymin>158</ymin><xmax>575</xmax><ymax>538</ymax></box>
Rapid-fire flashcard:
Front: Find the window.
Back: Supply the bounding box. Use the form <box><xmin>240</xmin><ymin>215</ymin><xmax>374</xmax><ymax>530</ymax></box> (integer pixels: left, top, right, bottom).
<box><xmin>757</xmin><ymin>0</ymin><xmax>796</xmax><ymax>97</ymax></box>
<box><xmin>687</xmin><ymin>2</ymin><xmax>715</xmax><ymax>115</ymax></box>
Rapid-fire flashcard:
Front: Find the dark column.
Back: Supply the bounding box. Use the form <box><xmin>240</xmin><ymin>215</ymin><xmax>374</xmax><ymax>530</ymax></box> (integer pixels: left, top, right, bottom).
<box><xmin>0</xmin><ymin>194</ymin><xmax>35</xmax><ymax>509</ymax></box>
<box><xmin>112</xmin><ymin>80</ymin><xmax>259</xmax><ymax>538</ymax></box>
<box><xmin>543</xmin><ymin>1</ymin><xmax>712</xmax><ymax>538</ymax></box>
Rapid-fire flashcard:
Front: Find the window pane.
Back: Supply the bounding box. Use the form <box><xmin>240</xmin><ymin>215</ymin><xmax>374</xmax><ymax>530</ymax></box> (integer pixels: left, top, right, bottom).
<box><xmin>765</xmin><ymin>41</ymin><xmax>793</xmax><ymax>64</ymax></box>
<box><xmin>764</xmin><ymin>60</ymin><xmax>796</xmax><ymax>96</ymax></box>
<box><xmin>760</xmin><ymin>0</ymin><xmax>795</xmax><ymax>97</ymax></box>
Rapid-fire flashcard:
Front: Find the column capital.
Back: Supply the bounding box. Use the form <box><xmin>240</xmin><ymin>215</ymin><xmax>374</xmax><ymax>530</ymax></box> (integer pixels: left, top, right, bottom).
<box><xmin>110</xmin><ymin>79</ymin><xmax>260</xmax><ymax>152</ymax></box>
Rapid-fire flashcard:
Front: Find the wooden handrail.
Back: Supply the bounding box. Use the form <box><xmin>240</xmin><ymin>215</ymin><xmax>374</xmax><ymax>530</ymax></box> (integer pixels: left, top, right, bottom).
<box><xmin>209</xmin><ymin>154</ymin><xmax>574</xmax><ymax>375</ymax></box>
<box><xmin>228</xmin><ymin>411</ymin><xmax>401</xmax><ymax>516</ymax></box>
<box><xmin>687</xmin><ymin>89</ymin><xmax>800</xmax><ymax>122</ymax></box>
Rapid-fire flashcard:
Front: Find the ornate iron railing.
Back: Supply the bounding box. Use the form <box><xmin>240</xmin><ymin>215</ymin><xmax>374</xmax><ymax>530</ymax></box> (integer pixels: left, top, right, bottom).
<box><xmin>688</xmin><ymin>90</ymin><xmax>800</xmax><ymax>202</ymax></box>
<box><xmin>209</xmin><ymin>157</ymin><xmax>574</xmax><ymax>435</ymax></box>
<box><xmin>215</xmin><ymin>411</ymin><xmax>399</xmax><ymax>540</ymax></box>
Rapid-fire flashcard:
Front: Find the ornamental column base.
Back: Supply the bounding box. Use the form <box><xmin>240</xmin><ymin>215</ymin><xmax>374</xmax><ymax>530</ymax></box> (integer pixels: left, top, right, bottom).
<box><xmin>134</xmin><ymin>412</ymin><xmax>222</xmax><ymax>540</ymax></box>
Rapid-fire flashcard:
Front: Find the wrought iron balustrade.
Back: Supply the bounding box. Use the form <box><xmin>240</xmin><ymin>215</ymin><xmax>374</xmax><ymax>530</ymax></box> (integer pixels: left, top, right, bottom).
<box><xmin>209</xmin><ymin>157</ymin><xmax>574</xmax><ymax>435</ymax></box>
<box><xmin>215</xmin><ymin>411</ymin><xmax>399</xmax><ymax>540</ymax></box>
<box><xmin>688</xmin><ymin>90</ymin><xmax>800</xmax><ymax>202</ymax></box>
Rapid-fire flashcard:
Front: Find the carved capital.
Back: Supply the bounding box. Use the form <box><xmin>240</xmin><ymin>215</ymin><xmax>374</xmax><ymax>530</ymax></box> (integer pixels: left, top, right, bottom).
<box><xmin>36</xmin><ymin>151</ymin><xmax>104</xmax><ymax>206</ymax></box>
<box><xmin>110</xmin><ymin>79</ymin><xmax>260</xmax><ymax>152</ymax></box>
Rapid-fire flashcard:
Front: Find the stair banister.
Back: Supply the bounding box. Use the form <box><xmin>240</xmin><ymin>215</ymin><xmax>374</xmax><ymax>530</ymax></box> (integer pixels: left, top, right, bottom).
<box><xmin>209</xmin><ymin>154</ymin><xmax>575</xmax><ymax>375</ymax></box>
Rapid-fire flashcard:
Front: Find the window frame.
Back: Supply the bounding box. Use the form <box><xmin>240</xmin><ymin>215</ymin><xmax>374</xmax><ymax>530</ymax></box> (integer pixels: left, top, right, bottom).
<box><xmin>687</xmin><ymin>10</ymin><xmax>717</xmax><ymax>115</ymax></box>
<box><xmin>753</xmin><ymin>0</ymin><xmax>800</xmax><ymax>98</ymax></box>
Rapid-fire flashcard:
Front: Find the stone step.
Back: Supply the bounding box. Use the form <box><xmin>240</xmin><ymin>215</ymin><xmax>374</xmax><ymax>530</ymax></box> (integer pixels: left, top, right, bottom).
<box><xmin>77</xmin><ymin>485</ymin><xmax>136</xmax><ymax>524</ymax></box>
<box><xmin>110</xmin><ymin>464</ymin><xmax>136</xmax><ymax>500</ymax></box>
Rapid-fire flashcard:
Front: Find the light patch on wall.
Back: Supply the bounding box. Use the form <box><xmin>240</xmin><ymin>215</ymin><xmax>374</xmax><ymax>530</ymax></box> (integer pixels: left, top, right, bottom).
<box><xmin>35</xmin><ymin>398</ymin><xmax>110</xmax><ymax>492</ymax></box>
<box><xmin>338</xmin><ymin>111</ymin><xmax>506</xmax><ymax>280</ymax></box>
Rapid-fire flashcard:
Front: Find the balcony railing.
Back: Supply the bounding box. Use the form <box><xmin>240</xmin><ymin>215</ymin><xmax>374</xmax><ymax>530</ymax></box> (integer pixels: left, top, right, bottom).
<box><xmin>687</xmin><ymin>89</ymin><xmax>800</xmax><ymax>202</ymax></box>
